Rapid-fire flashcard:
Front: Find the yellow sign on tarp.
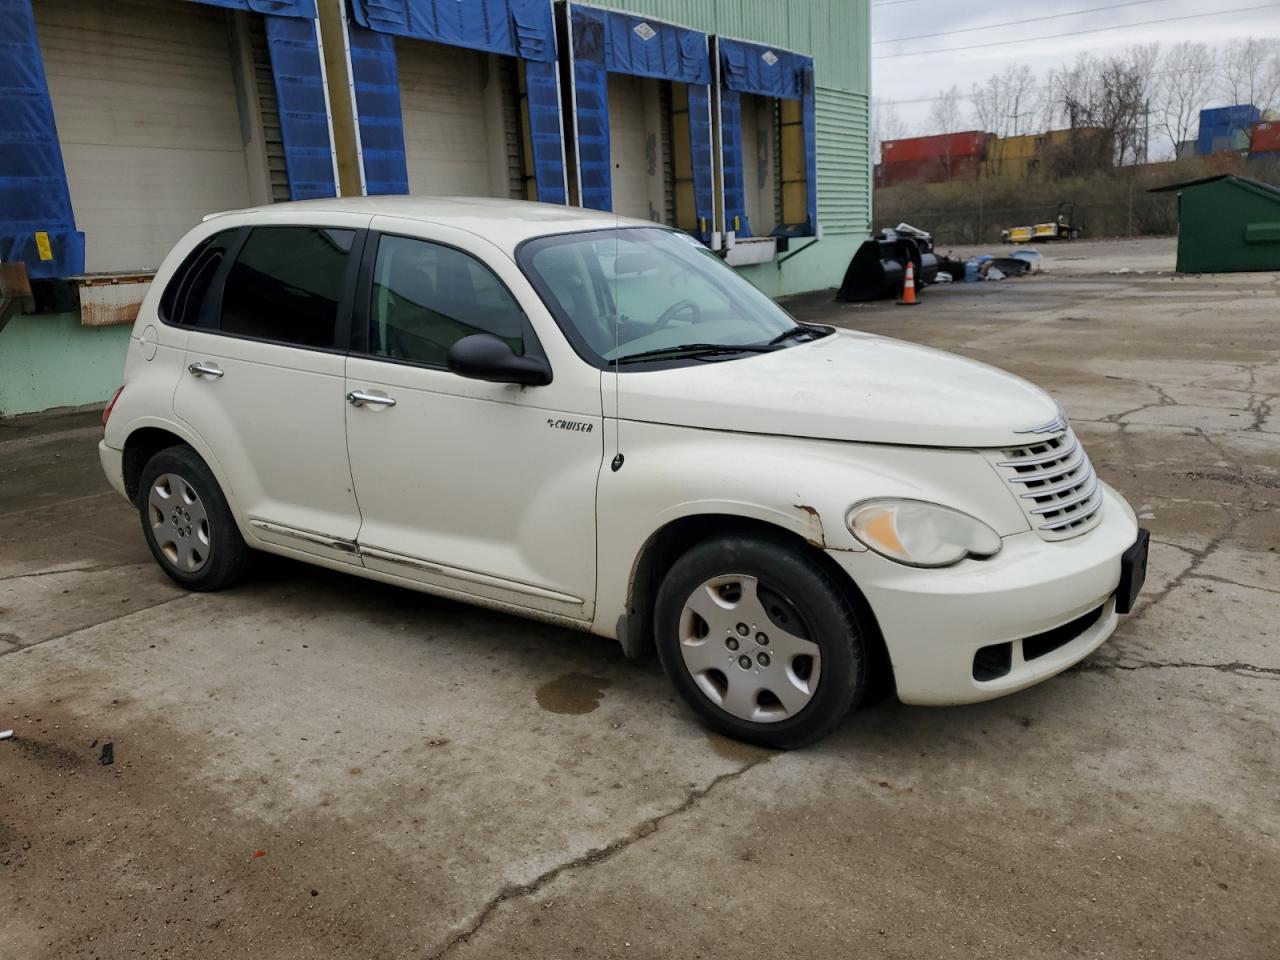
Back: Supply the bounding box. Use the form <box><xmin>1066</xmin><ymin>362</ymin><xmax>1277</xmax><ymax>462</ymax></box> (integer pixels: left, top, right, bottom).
<box><xmin>35</xmin><ymin>231</ymin><xmax>53</xmax><ymax>261</ymax></box>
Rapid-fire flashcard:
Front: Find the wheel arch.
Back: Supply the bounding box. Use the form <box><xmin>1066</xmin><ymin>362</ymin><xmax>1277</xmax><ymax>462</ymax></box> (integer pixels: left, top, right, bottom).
<box><xmin>122</xmin><ymin>426</ymin><xmax>189</xmax><ymax>502</ymax></box>
<box><xmin>617</xmin><ymin>512</ymin><xmax>894</xmax><ymax>699</ymax></box>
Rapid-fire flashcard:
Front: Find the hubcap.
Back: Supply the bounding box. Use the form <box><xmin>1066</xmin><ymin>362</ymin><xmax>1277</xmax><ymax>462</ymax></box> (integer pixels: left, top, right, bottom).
<box><xmin>677</xmin><ymin>574</ymin><xmax>822</xmax><ymax>724</ymax></box>
<box><xmin>147</xmin><ymin>473</ymin><xmax>210</xmax><ymax>573</ymax></box>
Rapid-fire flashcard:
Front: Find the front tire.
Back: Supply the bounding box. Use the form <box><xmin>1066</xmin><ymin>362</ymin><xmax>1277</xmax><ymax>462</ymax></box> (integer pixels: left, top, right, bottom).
<box><xmin>137</xmin><ymin>445</ymin><xmax>250</xmax><ymax>591</ymax></box>
<box><xmin>654</xmin><ymin>534</ymin><xmax>866</xmax><ymax>749</ymax></box>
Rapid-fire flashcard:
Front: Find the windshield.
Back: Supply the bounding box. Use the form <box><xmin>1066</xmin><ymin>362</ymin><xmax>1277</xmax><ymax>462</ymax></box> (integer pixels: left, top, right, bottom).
<box><xmin>519</xmin><ymin>228</ymin><xmax>805</xmax><ymax>365</ymax></box>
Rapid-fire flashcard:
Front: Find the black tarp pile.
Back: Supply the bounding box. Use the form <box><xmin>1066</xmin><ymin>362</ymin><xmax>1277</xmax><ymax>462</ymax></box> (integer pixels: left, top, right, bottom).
<box><xmin>837</xmin><ymin>223</ymin><xmax>939</xmax><ymax>302</ymax></box>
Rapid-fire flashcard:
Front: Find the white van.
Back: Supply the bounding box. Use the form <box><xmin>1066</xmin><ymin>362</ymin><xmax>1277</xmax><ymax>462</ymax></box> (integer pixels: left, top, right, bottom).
<box><xmin>100</xmin><ymin>197</ymin><xmax>1148</xmax><ymax>747</ymax></box>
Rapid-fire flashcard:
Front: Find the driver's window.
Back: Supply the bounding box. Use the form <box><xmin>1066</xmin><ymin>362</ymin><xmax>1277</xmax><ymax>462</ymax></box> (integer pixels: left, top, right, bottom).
<box><xmin>369</xmin><ymin>235</ymin><xmax>525</xmax><ymax>367</ymax></box>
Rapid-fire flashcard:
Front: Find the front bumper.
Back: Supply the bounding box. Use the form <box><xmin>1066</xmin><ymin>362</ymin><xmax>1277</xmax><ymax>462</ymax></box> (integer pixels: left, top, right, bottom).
<box><xmin>828</xmin><ymin>482</ymin><xmax>1139</xmax><ymax>705</ymax></box>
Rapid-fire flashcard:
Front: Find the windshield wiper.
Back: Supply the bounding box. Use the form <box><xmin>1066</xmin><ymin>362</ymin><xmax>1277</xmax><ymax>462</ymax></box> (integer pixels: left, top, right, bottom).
<box><xmin>611</xmin><ymin>342</ymin><xmax>777</xmax><ymax>365</ymax></box>
<box><xmin>766</xmin><ymin>325</ymin><xmax>816</xmax><ymax>346</ymax></box>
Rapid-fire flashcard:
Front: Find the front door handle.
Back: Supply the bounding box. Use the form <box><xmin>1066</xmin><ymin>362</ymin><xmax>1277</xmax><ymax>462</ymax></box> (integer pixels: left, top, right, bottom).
<box><xmin>347</xmin><ymin>390</ymin><xmax>397</xmax><ymax>408</ymax></box>
<box><xmin>188</xmin><ymin>362</ymin><xmax>224</xmax><ymax>379</ymax></box>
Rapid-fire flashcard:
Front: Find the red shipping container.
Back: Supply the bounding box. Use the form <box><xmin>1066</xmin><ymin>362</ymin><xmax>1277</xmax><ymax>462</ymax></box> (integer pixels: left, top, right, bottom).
<box><xmin>880</xmin><ymin>131</ymin><xmax>988</xmax><ymax>165</ymax></box>
<box><xmin>1251</xmin><ymin>122</ymin><xmax>1280</xmax><ymax>154</ymax></box>
<box><xmin>878</xmin><ymin>153</ymin><xmax>984</xmax><ymax>186</ymax></box>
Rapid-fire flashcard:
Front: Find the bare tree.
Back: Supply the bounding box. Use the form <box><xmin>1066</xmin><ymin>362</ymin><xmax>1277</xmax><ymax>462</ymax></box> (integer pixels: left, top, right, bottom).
<box><xmin>1153</xmin><ymin>42</ymin><xmax>1215</xmax><ymax>159</ymax></box>
<box><xmin>926</xmin><ymin>85</ymin><xmax>964</xmax><ymax>136</ymax></box>
<box><xmin>871</xmin><ymin>97</ymin><xmax>909</xmax><ymax>164</ymax></box>
<box><xmin>970</xmin><ymin>65</ymin><xmax>1041</xmax><ymax>138</ymax></box>
<box><xmin>1045</xmin><ymin>50</ymin><xmax>1150</xmax><ymax>171</ymax></box>
<box><xmin>1218</xmin><ymin>38</ymin><xmax>1280</xmax><ymax>111</ymax></box>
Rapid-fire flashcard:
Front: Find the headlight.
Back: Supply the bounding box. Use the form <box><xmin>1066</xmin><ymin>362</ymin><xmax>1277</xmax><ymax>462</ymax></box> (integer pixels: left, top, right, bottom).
<box><xmin>847</xmin><ymin>499</ymin><xmax>1002</xmax><ymax>567</ymax></box>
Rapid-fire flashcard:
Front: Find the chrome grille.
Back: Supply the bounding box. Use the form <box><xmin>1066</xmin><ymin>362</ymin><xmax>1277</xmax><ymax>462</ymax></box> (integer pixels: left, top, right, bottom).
<box><xmin>988</xmin><ymin>427</ymin><xmax>1103</xmax><ymax>541</ymax></box>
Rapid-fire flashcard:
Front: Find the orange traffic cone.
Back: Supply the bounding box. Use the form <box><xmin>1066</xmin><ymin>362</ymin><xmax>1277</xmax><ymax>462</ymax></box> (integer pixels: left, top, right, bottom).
<box><xmin>897</xmin><ymin>259</ymin><xmax>919</xmax><ymax>306</ymax></box>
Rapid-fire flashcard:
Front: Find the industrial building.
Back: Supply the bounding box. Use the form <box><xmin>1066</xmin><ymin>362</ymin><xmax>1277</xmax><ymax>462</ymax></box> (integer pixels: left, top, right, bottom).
<box><xmin>0</xmin><ymin>0</ymin><xmax>872</xmax><ymax>416</ymax></box>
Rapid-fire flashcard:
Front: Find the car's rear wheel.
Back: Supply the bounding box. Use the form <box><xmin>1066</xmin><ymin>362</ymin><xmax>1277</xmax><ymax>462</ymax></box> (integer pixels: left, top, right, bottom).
<box><xmin>654</xmin><ymin>534</ymin><xmax>866</xmax><ymax>749</ymax></box>
<box><xmin>137</xmin><ymin>445</ymin><xmax>250</xmax><ymax>591</ymax></box>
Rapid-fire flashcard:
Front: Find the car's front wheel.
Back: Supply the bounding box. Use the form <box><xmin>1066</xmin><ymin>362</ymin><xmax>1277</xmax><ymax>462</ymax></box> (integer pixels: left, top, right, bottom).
<box><xmin>654</xmin><ymin>534</ymin><xmax>867</xmax><ymax>749</ymax></box>
<box><xmin>137</xmin><ymin>445</ymin><xmax>250</xmax><ymax>591</ymax></box>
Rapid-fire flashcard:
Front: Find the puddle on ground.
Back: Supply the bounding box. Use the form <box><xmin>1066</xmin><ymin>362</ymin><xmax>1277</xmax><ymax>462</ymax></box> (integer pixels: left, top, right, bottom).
<box><xmin>535</xmin><ymin>672</ymin><xmax>611</xmax><ymax>715</ymax></box>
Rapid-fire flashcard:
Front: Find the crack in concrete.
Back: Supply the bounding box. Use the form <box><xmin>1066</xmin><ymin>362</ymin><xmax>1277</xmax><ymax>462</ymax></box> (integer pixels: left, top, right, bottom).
<box><xmin>0</xmin><ymin>562</ymin><xmax>140</xmax><ymax>583</ymax></box>
<box><xmin>1076</xmin><ymin>658</ymin><xmax>1280</xmax><ymax>680</ymax></box>
<box><xmin>0</xmin><ymin>593</ymin><xmax>191</xmax><ymax>658</ymax></box>
<box><xmin>1186</xmin><ymin>572</ymin><xmax>1280</xmax><ymax>597</ymax></box>
<box><xmin>425</xmin><ymin>754</ymin><xmax>773</xmax><ymax>960</ymax></box>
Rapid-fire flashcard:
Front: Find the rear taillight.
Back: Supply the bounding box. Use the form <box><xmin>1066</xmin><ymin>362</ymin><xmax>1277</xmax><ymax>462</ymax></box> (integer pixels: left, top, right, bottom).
<box><xmin>103</xmin><ymin>386</ymin><xmax>125</xmax><ymax>427</ymax></box>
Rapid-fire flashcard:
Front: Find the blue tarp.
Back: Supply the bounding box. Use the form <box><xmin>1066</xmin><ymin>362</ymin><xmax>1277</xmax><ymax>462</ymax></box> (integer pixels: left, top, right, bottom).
<box><xmin>524</xmin><ymin>59</ymin><xmax>568</xmax><ymax>204</ymax></box>
<box><xmin>265</xmin><ymin>16</ymin><xmax>338</xmax><ymax>199</ymax></box>
<box><xmin>193</xmin><ymin>0</ymin><xmax>316</xmax><ymax>15</ymax></box>
<box><xmin>716</xmin><ymin>37</ymin><xmax>817</xmax><ymax>238</ymax></box>
<box><xmin>0</xmin><ymin>0</ymin><xmax>83</xmax><ymax>278</ymax></box>
<box><xmin>349</xmin><ymin>0</ymin><xmax>555</xmax><ymax>62</ymax></box>
<box><xmin>348</xmin><ymin>26</ymin><xmax>410</xmax><ymax>195</ymax></box>
<box><xmin>569</xmin><ymin>4</ymin><xmax>713</xmax><ymax>239</ymax></box>
<box><xmin>718</xmin><ymin>37</ymin><xmax>808</xmax><ymax>100</ymax></box>
<box><xmin>719</xmin><ymin>89</ymin><xmax>747</xmax><ymax>237</ymax></box>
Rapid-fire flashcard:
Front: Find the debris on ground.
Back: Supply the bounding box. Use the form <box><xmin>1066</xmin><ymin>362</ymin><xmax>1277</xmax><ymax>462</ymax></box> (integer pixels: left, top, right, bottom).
<box><xmin>98</xmin><ymin>742</ymin><xmax>113</xmax><ymax>765</ymax></box>
<box><xmin>0</xmin><ymin>729</ymin><xmax>13</xmax><ymax>740</ymax></box>
<box><xmin>837</xmin><ymin>222</ymin><xmax>939</xmax><ymax>302</ymax></box>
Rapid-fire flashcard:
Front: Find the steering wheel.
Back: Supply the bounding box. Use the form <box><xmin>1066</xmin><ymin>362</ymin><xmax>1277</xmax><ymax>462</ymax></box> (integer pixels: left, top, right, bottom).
<box><xmin>654</xmin><ymin>298</ymin><xmax>702</xmax><ymax>332</ymax></box>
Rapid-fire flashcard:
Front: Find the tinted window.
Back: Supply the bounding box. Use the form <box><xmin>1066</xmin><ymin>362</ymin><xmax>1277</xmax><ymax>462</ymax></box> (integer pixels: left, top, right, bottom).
<box><xmin>219</xmin><ymin>226</ymin><xmax>355</xmax><ymax>348</ymax></box>
<box><xmin>369</xmin><ymin>235</ymin><xmax>524</xmax><ymax>367</ymax></box>
<box><xmin>159</xmin><ymin>229</ymin><xmax>238</xmax><ymax>326</ymax></box>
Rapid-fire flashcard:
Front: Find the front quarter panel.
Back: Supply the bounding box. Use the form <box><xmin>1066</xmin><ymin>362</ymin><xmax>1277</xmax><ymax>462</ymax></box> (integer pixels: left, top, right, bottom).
<box><xmin>592</xmin><ymin>420</ymin><xmax>1030</xmax><ymax>638</ymax></box>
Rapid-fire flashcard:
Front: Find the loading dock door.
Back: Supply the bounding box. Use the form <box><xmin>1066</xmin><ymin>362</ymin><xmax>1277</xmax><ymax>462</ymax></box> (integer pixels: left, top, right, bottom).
<box><xmin>716</xmin><ymin>37</ymin><xmax>818</xmax><ymax>241</ymax></box>
<box><xmin>564</xmin><ymin>3</ymin><xmax>713</xmax><ymax>240</ymax></box>
<box><xmin>607</xmin><ymin>74</ymin><xmax>650</xmax><ymax>220</ymax></box>
<box><xmin>34</xmin><ymin>0</ymin><xmax>256</xmax><ymax>274</ymax></box>
<box><xmin>398</xmin><ymin>40</ymin><xmax>500</xmax><ymax>197</ymax></box>
<box><xmin>740</xmin><ymin>93</ymin><xmax>779</xmax><ymax>237</ymax></box>
<box><xmin>344</xmin><ymin>0</ymin><xmax>567</xmax><ymax>204</ymax></box>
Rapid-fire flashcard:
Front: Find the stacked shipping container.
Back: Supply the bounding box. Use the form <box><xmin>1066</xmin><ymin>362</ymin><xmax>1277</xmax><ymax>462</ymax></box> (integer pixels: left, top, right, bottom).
<box><xmin>878</xmin><ymin>131</ymin><xmax>987</xmax><ymax>186</ymax></box>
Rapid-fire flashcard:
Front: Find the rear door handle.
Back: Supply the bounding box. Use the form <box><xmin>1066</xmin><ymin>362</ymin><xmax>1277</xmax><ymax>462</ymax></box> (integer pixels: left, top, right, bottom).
<box><xmin>188</xmin><ymin>362</ymin><xmax>223</xmax><ymax>379</ymax></box>
<box><xmin>347</xmin><ymin>390</ymin><xmax>396</xmax><ymax>408</ymax></box>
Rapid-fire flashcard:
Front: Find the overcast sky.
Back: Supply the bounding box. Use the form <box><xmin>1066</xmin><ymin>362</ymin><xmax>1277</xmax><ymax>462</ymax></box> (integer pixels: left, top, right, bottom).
<box><xmin>872</xmin><ymin>0</ymin><xmax>1280</xmax><ymax>133</ymax></box>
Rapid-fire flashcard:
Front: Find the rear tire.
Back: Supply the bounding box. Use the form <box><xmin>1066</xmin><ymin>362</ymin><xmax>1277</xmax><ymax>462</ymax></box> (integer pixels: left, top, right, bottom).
<box><xmin>654</xmin><ymin>534</ymin><xmax>866</xmax><ymax>749</ymax></box>
<box><xmin>137</xmin><ymin>445</ymin><xmax>250</xmax><ymax>591</ymax></box>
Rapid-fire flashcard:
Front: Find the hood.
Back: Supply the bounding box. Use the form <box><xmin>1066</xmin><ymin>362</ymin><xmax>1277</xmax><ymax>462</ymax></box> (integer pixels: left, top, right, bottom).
<box><xmin>614</xmin><ymin>329</ymin><xmax>1061</xmax><ymax>448</ymax></box>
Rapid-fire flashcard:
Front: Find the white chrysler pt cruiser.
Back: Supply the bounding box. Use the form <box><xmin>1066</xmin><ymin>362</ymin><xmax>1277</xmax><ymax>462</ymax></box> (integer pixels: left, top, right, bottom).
<box><xmin>100</xmin><ymin>198</ymin><xmax>1148</xmax><ymax>748</ymax></box>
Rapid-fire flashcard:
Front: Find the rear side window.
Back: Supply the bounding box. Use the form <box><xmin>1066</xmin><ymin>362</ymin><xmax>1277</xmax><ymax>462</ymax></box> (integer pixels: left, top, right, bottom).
<box><xmin>368</xmin><ymin>235</ymin><xmax>524</xmax><ymax>367</ymax></box>
<box><xmin>159</xmin><ymin>229</ymin><xmax>237</xmax><ymax>326</ymax></box>
<box><xmin>219</xmin><ymin>226</ymin><xmax>355</xmax><ymax>348</ymax></box>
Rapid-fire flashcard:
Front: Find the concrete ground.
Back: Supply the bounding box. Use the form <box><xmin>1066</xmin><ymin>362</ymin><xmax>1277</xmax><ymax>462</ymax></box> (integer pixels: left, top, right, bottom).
<box><xmin>2</xmin><ymin>242</ymin><xmax>1278</xmax><ymax>959</ymax></box>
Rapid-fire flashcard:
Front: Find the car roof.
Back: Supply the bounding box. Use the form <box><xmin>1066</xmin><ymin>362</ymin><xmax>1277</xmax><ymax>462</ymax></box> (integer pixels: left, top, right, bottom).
<box><xmin>204</xmin><ymin>196</ymin><xmax>662</xmax><ymax>253</ymax></box>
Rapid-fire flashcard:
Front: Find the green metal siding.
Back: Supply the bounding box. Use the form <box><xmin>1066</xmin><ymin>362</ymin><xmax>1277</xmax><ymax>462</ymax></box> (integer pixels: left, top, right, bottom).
<box><xmin>816</xmin><ymin>87</ymin><xmax>870</xmax><ymax>236</ymax></box>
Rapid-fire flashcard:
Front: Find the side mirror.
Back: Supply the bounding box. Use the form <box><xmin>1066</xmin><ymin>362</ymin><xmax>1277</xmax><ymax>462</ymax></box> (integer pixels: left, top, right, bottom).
<box><xmin>446</xmin><ymin>334</ymin><xmax>552</xmax><ymax>386</ymax></box>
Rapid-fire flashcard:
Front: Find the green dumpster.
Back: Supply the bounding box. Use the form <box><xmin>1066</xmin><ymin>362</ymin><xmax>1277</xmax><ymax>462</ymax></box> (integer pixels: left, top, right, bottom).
<box><xmin>1149</xmin><ymin>174</ymin><xmax>1280</xmax><ymax>273</ymax></box>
